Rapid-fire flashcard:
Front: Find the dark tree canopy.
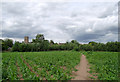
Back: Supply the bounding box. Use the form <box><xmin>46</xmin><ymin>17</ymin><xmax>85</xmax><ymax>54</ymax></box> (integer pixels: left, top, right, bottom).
<box><xmin>36</xmin><ymin>34</ymin><xmax>44</xmax><ymax>40</ymax></box>
<box><xmin>32</xmin><ymin>34</ymin><xmax>45</xmax><ymax>43</ymax></box>
<box><xmin>4</xmin><ymin>39</ymin><xmax>13</xmax><ymax>47</ymax></box>
<box><xmin>50</xmin><ymin>40</ymin><xmax>54</xmax><ymax>45</ymax></box>
<box><xmin>2</xmin><ymin>34</ymin><xmax>119</xmax><ymax>52</ymax></box>
<box><xmin>1</xmin><ymin>39</ymin><xmax>13</xmax><ymax>51</ymax></box>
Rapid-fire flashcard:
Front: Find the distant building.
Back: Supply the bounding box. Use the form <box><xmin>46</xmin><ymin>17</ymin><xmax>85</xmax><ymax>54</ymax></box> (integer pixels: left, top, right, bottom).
<box><xmin>24</xmin><ymin>36</ymin><xmax>29</xmax><ymax>43</ymax></box>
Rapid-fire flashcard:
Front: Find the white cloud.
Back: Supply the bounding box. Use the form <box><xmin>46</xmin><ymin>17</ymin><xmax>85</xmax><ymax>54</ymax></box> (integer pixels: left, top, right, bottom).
<box><xmin>1</xmin><ymin>0</ymin><xmax>119</xmax><ymax>2</ymax></box>
<box><xmin>86</xmin><ymin>28</ymin><xmax>93</xmax><ymax>33</ymax></box>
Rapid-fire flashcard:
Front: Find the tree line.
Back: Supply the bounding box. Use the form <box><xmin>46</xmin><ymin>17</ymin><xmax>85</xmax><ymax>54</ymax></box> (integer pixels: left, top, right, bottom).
<box><xmin>1</xmin><ymin>34</ymin><xmax>120</xmax><ymax>52</ymax></box>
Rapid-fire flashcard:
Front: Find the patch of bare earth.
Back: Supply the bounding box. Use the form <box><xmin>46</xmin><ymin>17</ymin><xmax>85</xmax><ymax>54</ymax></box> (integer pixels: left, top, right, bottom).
<box><xmin>60</xmin><ymin>66</ymin><xmax>67</xmax><ymax>70</ymax></box>
<box><xmin>71</xmin><ymin>54</ymin><xmax>93</xmax><ymax>80</ymax></box>
<box><xmin>16</xmin><ymin>62</ymin><xmax>24</xmax><ymax>80</ymax></box>
<box><xmin>88</xmin><ymin>67</ymin><xmax>98</xmax><ymax>80</ymax></box>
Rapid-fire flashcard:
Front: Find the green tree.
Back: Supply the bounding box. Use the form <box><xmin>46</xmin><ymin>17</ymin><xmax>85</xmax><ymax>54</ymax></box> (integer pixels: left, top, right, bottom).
<box><xmin>4</xmin><ymin>39</ymin><xmax>13</xmax><ymax>47</ymax></box>
<box><xmin>19</xmin><ymin>43</ymin><xmax>27</xmax><ymax>52</ymax></box>
<box><xmin>2</xmin><ymin>40</ymin><xmax>8</xmax><ymax>51</ymax></box>
<box><xmin>12</xmin><ymin>42</ymin><xmax>20</xmax><ymax>51</ymax></box>
<box><xmin>32</xmin><ymin>34</ymin><xmax>45</xmax><ymax>43</ymax></box>
<box><xmin>36</xmin><ymin>34</ymin><xmax>44</xmax><ymax>40</ymax></box>
<box><xmin>118</xmin><ymin>42</ymin><xmax>120</xmax><ymax>52</ymax></box>
<box><xmin>50</xmin><ymin>40</ymin><xmax>54</xmax><ymax>45</ymax></box>
<box><xmin>42</xmin><ymin>40</ymin><xmax>50</xmax><ymax>51</ymax></box>
<box><xmin>71</xmin><ymin>40</ymin><xmax>79</xmax><ymax>45</ymax></box>
<box><xmin>0</xmin><ymin>39</ymin><xmax>2</xmax><ymax>51</ymax></box>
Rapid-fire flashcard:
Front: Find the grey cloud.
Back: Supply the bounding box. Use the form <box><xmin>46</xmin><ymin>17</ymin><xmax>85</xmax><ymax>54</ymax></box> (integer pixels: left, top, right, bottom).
<box><xmin>2</xmin><ymin>2</ymin><xmax>28</xmax><ymax>18</ymax></box>
<box><xmin>1</xmin><ymin>2</ymin><xmax>118</xmax><ymax>43</ymax></box>
<box><xmin>99</xmin><ymin>4</ymin><xmax>117</xmax><ymax>18</ymax></box>
<box><xmin>75</xmin><ymin>33</ymin><xmax>104</xmax><ymax>42</ymax></box>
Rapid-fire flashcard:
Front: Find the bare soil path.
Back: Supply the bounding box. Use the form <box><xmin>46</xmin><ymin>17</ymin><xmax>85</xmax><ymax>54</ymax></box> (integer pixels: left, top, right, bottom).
<box><xmin>71</xmin><ymin>54</ymin><xmax>91</xmax><ymax>80</ymax></box>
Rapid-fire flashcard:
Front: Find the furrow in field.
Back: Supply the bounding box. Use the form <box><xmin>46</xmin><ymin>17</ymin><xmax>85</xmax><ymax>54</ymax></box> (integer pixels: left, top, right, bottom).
<box><xmin>21</xmin><ymin>56</ymin><xmax>40</xmax><ymax>77</ymax></box>
<box><xmin>16</xmin><ymin>62</ymin><xmax>24</xmax><ymax>80</ymax></box>
<box><xmin>24</xmin><ymin>59</ymin><xmax>42</xmax><ymax>71</ymax></box>
<box><xmin>2</xmin><ymin>51</ymin><xmax>81</xmax><ymax>80</ymax></box>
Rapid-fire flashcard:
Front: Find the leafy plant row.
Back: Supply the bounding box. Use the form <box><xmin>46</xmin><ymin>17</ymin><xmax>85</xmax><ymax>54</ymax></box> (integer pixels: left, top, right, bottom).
<box><xmin>22</xmin><ymin>51</ymin><xmax>81</xmax><ymax>80</ymax></box>
<box><xmin>85</xmin><ymin>51</ymin><xmax>118</xmax><ymax>80</ymax></box>
<box><xmin>2</xmin><ymin>52</ymin><xmax>44</xmax><ymax>80</ymax></box>
<box><xmin>2</xmin><ymin>51</ymin><xmax>81</xmax><ymax>80</ymax></box>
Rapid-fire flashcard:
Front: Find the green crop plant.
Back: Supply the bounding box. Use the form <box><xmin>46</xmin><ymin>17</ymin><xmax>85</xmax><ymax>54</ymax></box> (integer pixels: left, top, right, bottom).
<box><xmin>2</xmin><ymin>51</ymin><xmax>81</xmax><ymax>80</ymax></box>
<box><xmin>85</xmin><ymin>51</ymin><xmax>118</xmax><ymax>80</ymax></box>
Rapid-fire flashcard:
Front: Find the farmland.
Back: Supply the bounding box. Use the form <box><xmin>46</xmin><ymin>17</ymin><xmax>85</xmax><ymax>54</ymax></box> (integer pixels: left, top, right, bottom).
<box><xmin>2</xmin><ymin>51</ymin><xmax>81</xmax><ymax>80</ymax></box>
<box><xmin>2</xmin><ymin>51</ymin><xmax>119</xmax><ymax>80</ymax></box>
<box><xmin>0</xmin><ymin>53</ymin><xmax>2</xmax><ymax>81</ymax></box>
<box><xmin>84</xmin><ymin>51</ymin><xmax>118</xmax><ymax>80</ymax></box>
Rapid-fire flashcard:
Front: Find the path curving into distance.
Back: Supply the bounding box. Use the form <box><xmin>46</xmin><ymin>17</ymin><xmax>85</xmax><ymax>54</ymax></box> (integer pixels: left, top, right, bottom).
<box><xmin>71</xmin><ymin>54</ymin><xmax>91</xmax><ymax>80</ymax></box>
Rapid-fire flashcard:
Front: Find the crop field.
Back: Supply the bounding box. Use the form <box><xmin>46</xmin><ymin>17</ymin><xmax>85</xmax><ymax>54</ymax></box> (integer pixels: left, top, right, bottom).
<box><xmin>2</xmin><ymin>51</ymin><xmax>119</xmax><ymax>80</ymax></box>
<box><xmin>84</xmin><ymin>51</ymin><xmax>118</xmax><ymax>80</ymax></box>
<box><xmin>2</xmin><ymin>51</ymin><xmax>81</xmax><ymax>80</ymax></box>
<box><xmin>0</xmin><ymin>53</ymin><xmax>2</xmax><ymax>81</ymax></box>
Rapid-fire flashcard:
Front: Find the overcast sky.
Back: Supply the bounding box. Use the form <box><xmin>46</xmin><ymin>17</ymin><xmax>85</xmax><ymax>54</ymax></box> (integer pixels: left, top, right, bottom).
<box><xmin>1</xmin><ymin>1</ymin><xmax>119</xmax><ymax>43</ymax></box>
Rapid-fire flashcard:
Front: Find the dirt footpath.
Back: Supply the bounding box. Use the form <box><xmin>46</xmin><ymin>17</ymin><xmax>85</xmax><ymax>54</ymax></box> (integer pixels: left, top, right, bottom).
<box><xmin>71</xmin><ymin>54</ymin><xmax>91</xmax><ymax>80</ymax></box>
